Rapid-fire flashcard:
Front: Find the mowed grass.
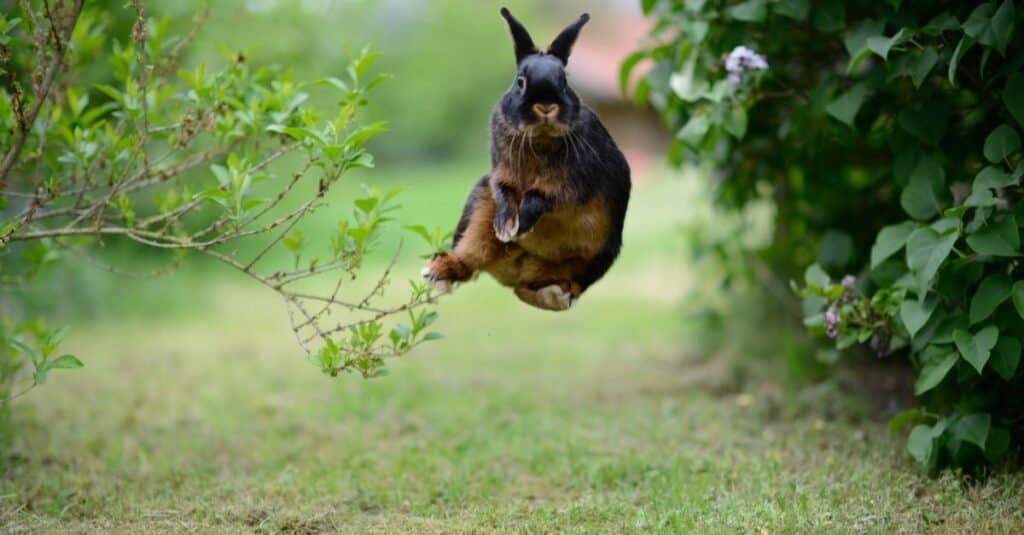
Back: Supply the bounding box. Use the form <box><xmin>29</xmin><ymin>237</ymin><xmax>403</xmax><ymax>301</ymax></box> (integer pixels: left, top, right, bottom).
<box><xmin>3</xmin><ymin>164</ymin><xmax>1023</xmax><ymax>534</ymax></box>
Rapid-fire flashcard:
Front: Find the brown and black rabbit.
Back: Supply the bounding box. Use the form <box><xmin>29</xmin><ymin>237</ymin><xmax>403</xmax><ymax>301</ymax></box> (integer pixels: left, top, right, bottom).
<box><xmin>421</xmin><ymin>7</ymin><xmax>631</xmax><ymax>311</ymax></box>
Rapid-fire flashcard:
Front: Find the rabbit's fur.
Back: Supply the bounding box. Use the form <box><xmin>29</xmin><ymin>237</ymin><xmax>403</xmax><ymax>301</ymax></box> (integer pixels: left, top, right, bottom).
<box><xmin>422</xmin><ymin>8</ymin><xmax>631</xmax><ymax>311</ymax></box>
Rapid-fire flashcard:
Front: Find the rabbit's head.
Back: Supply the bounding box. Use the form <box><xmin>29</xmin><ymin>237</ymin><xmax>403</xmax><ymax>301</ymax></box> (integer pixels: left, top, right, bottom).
<box><xmin>498</xmin><ymin>8</ymin><xmax>590</xmax><ymax>138</ymax></box>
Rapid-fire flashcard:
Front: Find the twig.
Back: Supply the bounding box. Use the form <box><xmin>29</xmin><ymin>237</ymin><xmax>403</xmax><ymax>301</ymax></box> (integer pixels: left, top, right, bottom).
<box><xmin>0</xmin><ymin>0</ymin><xmax>83</xmax><ymax>186</ymax></box>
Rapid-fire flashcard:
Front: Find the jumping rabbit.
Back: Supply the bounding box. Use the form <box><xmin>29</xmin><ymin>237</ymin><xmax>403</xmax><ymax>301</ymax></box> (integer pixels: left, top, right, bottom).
<box><xmin>421</xmin><ymin>7</ymin><xmax>631</xmax><ymax>311</ymax></box>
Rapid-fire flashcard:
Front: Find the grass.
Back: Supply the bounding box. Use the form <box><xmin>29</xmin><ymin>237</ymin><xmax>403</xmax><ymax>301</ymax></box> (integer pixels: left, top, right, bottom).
<box><xmin>3</xmin><ymin>163</ymin><xmax>1024</xmax><ymax>533</ymax></box>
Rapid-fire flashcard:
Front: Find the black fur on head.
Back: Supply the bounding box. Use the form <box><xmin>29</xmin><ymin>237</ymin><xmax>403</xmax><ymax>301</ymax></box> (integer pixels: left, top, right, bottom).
<box><xmin>498</xmin><ymin>8</ymin><xmax>591</xmax><ymax>137</ymax></box>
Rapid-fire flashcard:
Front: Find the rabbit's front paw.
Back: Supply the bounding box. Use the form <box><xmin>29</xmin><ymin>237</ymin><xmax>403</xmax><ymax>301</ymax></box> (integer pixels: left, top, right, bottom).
<box><xmin>420</xmin><ymin>265</ymin><xmax>452</xmax><ymax>293</ymax></box>
<box><xmin>421</xmin><ymin>253</ymin><xmax>471</xmax><ymax>294</ymax></box>
<box><xmin>494</xmin><ymin>214</ymin><xmax>519</xmax><ymax>243</ymax></box>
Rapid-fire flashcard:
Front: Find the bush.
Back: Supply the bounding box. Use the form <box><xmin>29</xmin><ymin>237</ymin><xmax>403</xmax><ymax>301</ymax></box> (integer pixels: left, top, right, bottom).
<box><xmin>0</xmin><ymin>2</ymin><xmax>445</xmax><ymax>422</ymax></box>
<box><xmin>628</xmin><ymin>0</ymin><xmax>1023</xmax><ymax>471</ymax></box>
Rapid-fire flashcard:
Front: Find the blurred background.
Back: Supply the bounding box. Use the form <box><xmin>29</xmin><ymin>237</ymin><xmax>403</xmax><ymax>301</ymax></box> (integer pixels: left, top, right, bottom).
<box><xmin>2</xmin><ymin>0</ymin><xmax>904</xmax><ymax>531</ymax></box>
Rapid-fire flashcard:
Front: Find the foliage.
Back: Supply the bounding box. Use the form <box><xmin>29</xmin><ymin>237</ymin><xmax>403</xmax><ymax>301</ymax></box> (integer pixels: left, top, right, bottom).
<box><xmin>0</xmin><ymin>1</ymin><xmax>444</xmax><ymax>416</ymax></box>
<box><xmin>145</xmin><ymin>0</ymin><xmax>532</xmax><ymax>163</ymax></box>
<box><xmin>628</xmin><ymin>0</ymin><xmax>1024</xmax><ymax>471</ymax></box>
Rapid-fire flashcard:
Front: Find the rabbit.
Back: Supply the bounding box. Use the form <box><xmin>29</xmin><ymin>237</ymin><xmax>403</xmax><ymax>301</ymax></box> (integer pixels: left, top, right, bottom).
<box><xmin>421</xmin><ymin>7</ymin><xmax>631</xmax><ymax>311</ymax></box>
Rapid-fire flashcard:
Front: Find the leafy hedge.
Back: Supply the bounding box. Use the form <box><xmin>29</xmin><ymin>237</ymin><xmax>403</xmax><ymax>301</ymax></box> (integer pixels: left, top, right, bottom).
<box><xmin>628</xmin><ymin>0</ymin><xmax>1023</xmax><ymax>471</ymax></box>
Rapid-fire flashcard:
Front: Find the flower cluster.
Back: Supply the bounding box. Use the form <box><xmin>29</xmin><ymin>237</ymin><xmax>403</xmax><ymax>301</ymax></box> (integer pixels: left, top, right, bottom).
<box><xmin>824</xmin><ymin>305</ymin><xmax>841</xmax><ymax>339</ymax></box>
<box><xmin>723</xmin><ymin>45</ymin><xmax>769</xmax><ymax>86</ymax></box>
<box><xmin>818</xmin><ymin>274</ymin><xmax>897</xmax><ymax>357</ymax></box>
<box><xmin>824</xmin><ymin>274</ymin><xmax>858</xmax><ymax>338</ymax></box>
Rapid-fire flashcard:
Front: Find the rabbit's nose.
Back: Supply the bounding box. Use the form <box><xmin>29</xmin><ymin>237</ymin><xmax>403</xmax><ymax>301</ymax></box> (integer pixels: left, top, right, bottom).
<box><xmin>532</xmin><ymin>103</ymin><xmax>560</xmax><ymax>119</ymax></box>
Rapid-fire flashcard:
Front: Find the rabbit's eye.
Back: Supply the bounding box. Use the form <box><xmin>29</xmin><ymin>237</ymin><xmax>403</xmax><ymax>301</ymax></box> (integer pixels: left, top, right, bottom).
<box><xmin>516</xmin><ymin>76</ymin><xmax>527</xmax><ymax>93</ymax></box>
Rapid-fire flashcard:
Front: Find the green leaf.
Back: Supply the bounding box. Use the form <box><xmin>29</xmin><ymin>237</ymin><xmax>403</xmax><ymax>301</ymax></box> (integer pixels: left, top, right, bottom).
<box><xmin>723</xmin><ymin>105</ymin><xmax>748</xmax><ymax>139</ymax></box>
<box><xmin>321</xmin><ymin>76</ymin><xmax>349</xmax><ymax>92</ymax></box>
<box><xmin>953</xmin><ymin>326</ymin><xmax>999</xmax><ymax>374</ymax></box>
<box><xmin>966</xmin><ymin>215</ymin><xmax>1020</xmax><ymax>257</ymax></box>
<box><xmin>1012</xmin><ymin>281</ymin><xmax>1024</xmax><ymax>320</ymax></box>
<box><xmin>991</xmin><ymin>336</ymin><xmax>1021</xmax><ymax>380</ymax></box>
<box><xmin>900</xmin><ymin>157</ymin><xmax>947</xmax><ymax>220</ymax></box>
<box><xmin>265</xmin><ymin>125</ymin><xmax>327</xmax><ymax>146</ymax></box>
<box><xmin>969</xmin><ymin>274</ymin><xmax>1012</xmax><ymax>324</ymax></box>
<box><xmin>904</xmin><ymin>48</ymin><xmax>939</xmax><ymax>88</ymax></box>
<box><xmin>901</xmin><ymin>298</ymin><xmax>936</xmax><ymax>339</ymax></box>
<box><xmin>984</xmin><ymin>427</ymin><xmax>1011</xmax><ymax>463</ymax></box>
<box><xmin>866</xmin><ymin>28</ymin><xmax>907</xmax><ymax>61</ymax></box>
<box><xmin>8</xmin><ymin>338</ymin><xmax>39</xmax><ymax>366</ymax></box>
<box><xmin>963</xmin><ymin>0</ymin><xmax>1015</xmax><ymax>55</ymax></box>
<box><xmin>888</xmin><ymin>408</ymin><xmax>923</xmax><ymax>435</ymax></box>
<box><xmin>403</xmin><ymin>224</ymin><xmax>433</xmax><ymax>245</ymax></box>
<box><xmin>914</xmin><ymin>351</ymin><xmax>958</xmax><ymax>394</ymax></box>
<box><xmin>972</xmin><ymin>165</ymin><xmax>1018</xmax><ymax>192</ymax></box>
<box><xmin>354</xmin><ymin>196</ymin><xmax>379</xmax><ymax>215</ymax></box>
<box><xmin>322</xmin><ymin>145</ymin><xmax>345</xmax><ymax>161</ymax></box>
<box><xmin>43</xmin><ymin>354</ymin><xmax>84</xmax><ymax>370</ymax></box>
<box><xmin>932</xmin><ymin>315</ymin><xmax>969</xmax><ymax>345</ymax></box>
<box><xmin>390</xmin><ymin>324</ymin><xmax>411</xmax><ymax>341</ymax></box>
<box><xmin>774</xmin><ymin>0</ymin><xmax>809</xmax><ymax>20</ymax></box>
<box><xmin>907</xmin><ymin>424</ymin><xmax>936</xmax><ymax>464</ymax></box>
<box><xmin>983</xmin><ymin>124</ymin><xmax>1021</xmax><ymax>163</ymax></box>
<box><xmin>669</xmin><ymin>51</ymin><xmax>709</xmax><ymax>103</ymax></box>
<box><xmin>619</xmin><ymin>51</ymin><xmax>646</xmax><ymax>96</ymax></box>
<box><xmin>964</xmin><ymin>188</ymin><xmax>997</xmax><ymax>208</ymax></box>
<box><xmin>843</xmin><ymin>19</ymin><xmax>885</xmax><ymax>72</ymax></box>
<box><xmin>677</xmin><ymin>113</ymin><xmax>711</xmax><ymax>147</ymax></box>
<box><xmin>871</xmin><ymin>221</ymin><xmax>916</xmax><ymax>268</ymax></box>
<box><xmin>1004</xmin><ymin>74</ymin><xmax>1024</xmax><ymax>128</ymax></box>
<box><xmin>948</xmin><ymin>34</ymin><xmax>975</xmax><ymax>86</ymax></box>
<box><xmin>641</xmin><ymin>0</ymin><xmax>658</xmax><ymax>15</ymax></box>
<box><xmin>826</xmin><ymin>83</ymin><xmax>869</xmax><ymax>127</ymax></box>
<box><xmin>804</xmin><ymin>263</ymin><xmax>831</xmax><ymax>288</ymax></box>
<box><xmin>344</xmin><ymin>121</ymin><xmax>388</xmax><ymax>149</ymax></box>
<box><xmin>923</xmin><ymin>13</ymin><xmax>960</xmax><ymax>35</ymax></box>
<box><xmin>906</xmin><ymin>227</ymin><xmax>958</xmax><ymax>295</ymax></box>
<box><xmin>950</xmin><ymin>413</ymin><xmax>991</xmax><ymax>449</ymax></box>
<box><xmin>930</xmin><ymin>216</ymin><xmax>960</xmax><ymax>235</ymax></box>
<box><xmin>43</xmin><ymin>326</ymin><xmax>70</xmax><ymax>355</ymax></box>
<box><xmin>727</xmin><ymin>0</ymin><xmax>766</xmax><ymax>22</ymax></box>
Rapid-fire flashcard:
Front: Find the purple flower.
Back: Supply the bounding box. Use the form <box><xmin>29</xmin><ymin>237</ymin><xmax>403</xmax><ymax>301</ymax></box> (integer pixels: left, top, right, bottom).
<box><xmin>824</xmin><ymin>305</ymin><xmax>840</xmax><ymax>339</ymax></box>
<box><xmin>723</xmin><ymin>45</ymin><xmax>769</xmax><ymax>86</ymax></box>
<box><xmin>841</xmin><ymin>275</ymin><xmax>857</xmax><ymax>289</ymax></box>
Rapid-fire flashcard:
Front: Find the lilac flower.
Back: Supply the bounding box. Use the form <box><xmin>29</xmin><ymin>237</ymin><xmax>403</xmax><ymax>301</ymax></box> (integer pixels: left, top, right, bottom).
<box><xmin>841</xmin><ymin>275</ymin><xmax>857</xmax><ymax>289</ymax></box>
<box><xmin>723</xmin><ymin>45</ymin><xmax>769</xmax><ymax>86</ymax></box>
<box><xmin>824</xmin><ymin>305</ymin><xmax>840</xmax><ymax>339</ymax></box>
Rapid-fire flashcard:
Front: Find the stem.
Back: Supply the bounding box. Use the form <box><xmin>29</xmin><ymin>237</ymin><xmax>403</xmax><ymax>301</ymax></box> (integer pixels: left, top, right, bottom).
<box><xmin>0</xmin><ymin>0</ymin><xmax>84</xmax><ymax>186</ymax></box>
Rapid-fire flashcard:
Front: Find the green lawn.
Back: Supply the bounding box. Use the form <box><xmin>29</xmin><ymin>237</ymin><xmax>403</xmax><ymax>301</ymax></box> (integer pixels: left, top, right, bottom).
<box><xmin>3</xmin><ymin>164</ymin><xmax>1023</xmax><ymax>533</ymax></box>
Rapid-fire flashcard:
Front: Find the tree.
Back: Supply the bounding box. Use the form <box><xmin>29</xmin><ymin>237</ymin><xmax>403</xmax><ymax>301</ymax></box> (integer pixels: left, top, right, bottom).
<box><xmin>0</xmin><ymin>1</ymin><xmax>444</xmax><ymax>412</ymax></box>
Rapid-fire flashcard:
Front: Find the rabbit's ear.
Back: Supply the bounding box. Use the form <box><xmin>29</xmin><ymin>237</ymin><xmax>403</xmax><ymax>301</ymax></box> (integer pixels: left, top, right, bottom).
<box><xmin>547</xmin><ymin>13</ymin><xmax>590</xmax><ymax>65</ymax></box>
<box><xmin>500</xmin><ymin>7</ymin><xmax>538</xmax><ymax>64</ymax></box>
